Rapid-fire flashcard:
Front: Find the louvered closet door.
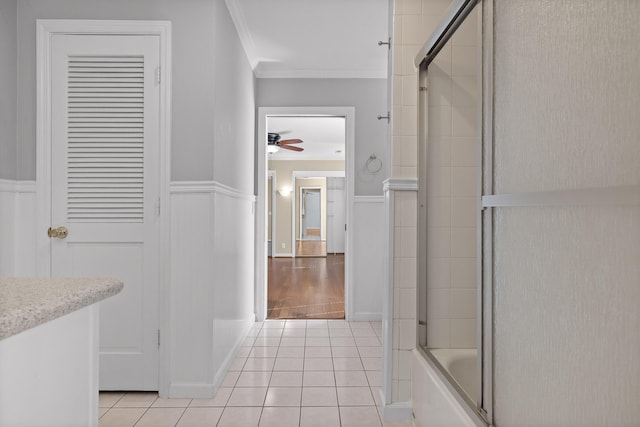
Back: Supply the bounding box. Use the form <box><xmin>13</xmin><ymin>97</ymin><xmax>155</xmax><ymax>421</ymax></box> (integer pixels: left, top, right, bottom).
<box><xmin>50</xmin><ymin>35</ymin><xmax>160</xmax><ymax>390</ymax></box>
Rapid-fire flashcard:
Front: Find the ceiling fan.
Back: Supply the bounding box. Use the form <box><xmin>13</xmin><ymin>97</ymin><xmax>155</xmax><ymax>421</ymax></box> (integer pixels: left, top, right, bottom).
<box><xmin>268</xmin><ymin>132</ymin><xmax>304</xmax><ymax>153</ymax></box>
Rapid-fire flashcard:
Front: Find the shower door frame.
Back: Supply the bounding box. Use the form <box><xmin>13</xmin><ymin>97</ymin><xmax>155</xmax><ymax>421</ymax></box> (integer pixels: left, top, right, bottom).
<box><xmin>415</xmin><ymin>0</ymin><xmax>493</xmax><ymax>425</ymax></box>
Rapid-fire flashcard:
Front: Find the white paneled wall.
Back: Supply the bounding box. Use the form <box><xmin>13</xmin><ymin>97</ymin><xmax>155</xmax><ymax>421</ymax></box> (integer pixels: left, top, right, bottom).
<box><xmin>0</xmin><ymin>180</ymin><xmax>16</xmax><ymax>276</ymax></box>
<box><xmin>352</xmin><ymin>196</ymin><xmax>385</xmax><ymax>321</ymax></box>
<box><xmin>0</xmin><ymin>180</ymin><xmax>37</xmax><ymax>277</ymax></box>
<box><xmin>169</xmin><ymin>182</ymin><xmax>255</xmax><ymax>397</ymax></box>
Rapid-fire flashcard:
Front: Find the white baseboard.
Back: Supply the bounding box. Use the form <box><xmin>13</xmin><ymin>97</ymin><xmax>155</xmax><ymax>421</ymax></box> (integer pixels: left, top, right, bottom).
<box><xmin>378</xmin><ymin>388</ymin><xmax>413</xmax><ymax>421</ymax></box>
<box><xmin>350</xmin><ymin>312</ymin><xmax>383</xmax><ymax>322</ymax></box>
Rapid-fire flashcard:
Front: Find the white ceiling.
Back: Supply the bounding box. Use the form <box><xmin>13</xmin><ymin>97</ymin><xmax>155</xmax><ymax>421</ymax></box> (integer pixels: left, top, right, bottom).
<box><xmin>267</xmin><ymin>116</ymin><xmax>346</xmax><ymax>160</ymax></box>
<box><xmin>226</xmin><ymin>0</ymin><xmax>389</xmax><ymax>78</ymax></box>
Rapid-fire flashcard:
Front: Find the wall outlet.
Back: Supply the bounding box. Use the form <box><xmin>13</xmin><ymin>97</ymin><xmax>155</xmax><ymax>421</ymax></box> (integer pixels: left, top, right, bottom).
<box><xmin>281</xmin><ymin>243</ymin><xmax>286</xmax><ymax>249</ymax></box>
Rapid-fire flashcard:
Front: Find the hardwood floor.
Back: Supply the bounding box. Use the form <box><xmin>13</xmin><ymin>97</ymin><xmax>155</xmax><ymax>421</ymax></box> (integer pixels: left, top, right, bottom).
<box><xmin>295</xmin><ymin>240</ymin><xmax>326</xmax><ymax>257</ymax></box>
<box><xmin>267</xmin><ymin>254</ymin><xmax>344</xmax><ymax>319</ymax></box>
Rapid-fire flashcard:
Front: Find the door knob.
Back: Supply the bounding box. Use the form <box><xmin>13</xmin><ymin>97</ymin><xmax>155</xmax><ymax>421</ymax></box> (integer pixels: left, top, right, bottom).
<box><xmin>48</xmin><ymin>226</ymin><xmax>68</xmax><ymax>239</ymax></box>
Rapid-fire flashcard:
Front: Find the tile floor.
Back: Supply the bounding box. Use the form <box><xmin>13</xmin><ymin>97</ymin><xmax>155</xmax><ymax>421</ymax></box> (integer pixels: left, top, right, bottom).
<box><xmin>99</xmin><ymin>319</ymin><xmax>414</xmax><ymax>427</ymax></box>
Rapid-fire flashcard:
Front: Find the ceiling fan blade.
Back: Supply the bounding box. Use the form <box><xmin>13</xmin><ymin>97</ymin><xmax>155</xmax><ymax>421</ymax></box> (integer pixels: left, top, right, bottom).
<box><xmin>279</xmin><ymin>139</ymin><xmax>303</xmax><ymax>145</ymax></box>
<box><xmin>281</xmin><ymin>144</ymin><xmax>304</xmax><ymax>152</ymax></box>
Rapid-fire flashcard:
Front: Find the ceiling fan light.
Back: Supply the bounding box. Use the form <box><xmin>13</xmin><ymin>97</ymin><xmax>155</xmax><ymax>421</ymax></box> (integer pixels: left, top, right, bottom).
<box><xmin>267</xmin><ymin>145</ymin><xmax>280</xmax><ymax>154</ymax></box>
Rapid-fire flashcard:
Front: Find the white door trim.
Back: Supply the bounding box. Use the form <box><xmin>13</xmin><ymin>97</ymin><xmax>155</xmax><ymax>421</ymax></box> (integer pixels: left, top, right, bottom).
<box><xmin>255</xmin><ymin>107</ymin><xmax>355</xmax><ymax>321</ymax></box>
<box><xmin>36</xmin><ymin>19</ymin><xmax>172</xmax><ymax>396</ymax></box>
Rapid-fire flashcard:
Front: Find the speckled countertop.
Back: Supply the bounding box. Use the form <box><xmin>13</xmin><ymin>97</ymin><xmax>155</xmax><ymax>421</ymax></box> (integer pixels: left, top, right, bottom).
<box><xmin>0</xmin><ymin>277</ymin><xmax>123</xmax><ymax>341</ymax></box>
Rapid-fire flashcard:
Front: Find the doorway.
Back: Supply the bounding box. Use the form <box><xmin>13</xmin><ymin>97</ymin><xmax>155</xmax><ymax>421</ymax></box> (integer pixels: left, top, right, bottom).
<box><xmin>255</xmin><ymin>107</ymin><xmax>355</xmax><ymax>321</ymax></box>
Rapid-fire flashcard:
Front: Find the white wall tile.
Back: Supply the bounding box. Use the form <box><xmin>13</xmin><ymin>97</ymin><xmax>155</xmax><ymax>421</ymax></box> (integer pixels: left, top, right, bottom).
<box><xmin>451</xmin><ymin>166</ymin><xmax>477</xmax><ymax>197</ymax></box>
<box><xmin>452</xmin><ymin>46</ymin><xmax>478</xmax><ymax>77</ymax></box>
<box><xmin>427</xmin><ymin>258</ymin><xmax>451</xmax><ymax>289</ymax></box>
<box><xmin>427</xmin><ymin>289</ymin><xmax>450</xmax><ymax>319</ymax></box>
<box><xmin>399</xmin><ymin>288</ymin><xmax>417</xmax><ymax>319</ymax></box>
<box><xmin>451</xmin><ymin>137</ymin><xmax>478</xmax><ymax>167</ymax></box>
<box><xmin>399</xmin><ymin>257</ymin><xmax>417</xmax><ymax>289</ymax></box>
<box><xmin>402</xmin><ymin>14</ymin><xmax>424</xmax><ymax>45</ymax></box>
<box><xmin>450</xmin><ymin>319</ymin><xmax>476</xmax><ymax>348</ymax></box>
<box><xmin>452</xmin><ymin>10</ymin><xmax>478</xmax><ymax>46</ymax></box>
<box><xmin>427</xmin><ymin>319</ymin><xmax>450</xmax><ymax>348</ymax></box>
<box><xmin>451</xmin><ymin>197</ymin><xmax>477</xmax><ymax>227</ymax></box>
<box><xmin>428</xmin><ymin>106</ymin><xmax>452</xmax><ymax>136</ymax></box>
<box><xmin>427</xmin><ymin>197</ymin><xmax>451</xmax><ymax>227</ymax></box>
<box><xmin>398</xmin><ymin>379</ymin><xmax>412</xmax><ymax>401</ymax></box>
<box><xmin>451</xmin><ymin>75</ymin><xmax>478</xmax><ymax>107</ymax></box>
<box><xmin>400</xmin><ymin>227</ymin><xmax>418</xmax><ymax>258</ymax></box>
<box><xmin>398</xmin><ymin>350</ymin><xmax>413</xmax><ymax>381</ymax></box>
<box><xmin>451</xmin><ymin>106</ymin><xmax>478</xmax><ymax>137</ymax></box>
<box><xmin>451</xmin><ymin>227</ymin><xmax>476</xmax><ymax>258</ymax></box>
<box><xmin>451</xmin><ymin>258</ymin><xmax>476</xmax><ymax>288</ymax></box>
<box><xmin>426</xmin><ymin>227</ymin><xmax>451</xmax><ymax>259</ymax></box>
<box><xmin>398</xmin><ymin>319</ymin><xmax>417</xmax><ymax>350</ymax></box>
<box><xmin>401</xmin><ymin>106</ymin><xmax>418</xmax><ymax>136</ymax></box>
<box><xmin>450</xmin><ymin>289</ymin><xmax>477</xmax><ymax>319</ymax></box>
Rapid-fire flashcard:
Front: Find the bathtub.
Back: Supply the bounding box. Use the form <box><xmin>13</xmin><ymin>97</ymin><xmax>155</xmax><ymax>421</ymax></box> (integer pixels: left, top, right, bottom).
<box><xmin>430</xmin><ymin>348</ymin><xmax>478</xmax><ymax>403</ymax></box>
<box><xmin>412</xmin><ymin>349</ymin><xmax>481</xmax><ymax>427</ymax></box>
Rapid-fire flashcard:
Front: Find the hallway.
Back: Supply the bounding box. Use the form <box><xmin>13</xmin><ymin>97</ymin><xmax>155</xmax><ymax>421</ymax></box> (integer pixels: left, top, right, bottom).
<box><xmin>268</xmin><ymin>255</ymin><xmax>345</xmax><ymax>319</ymax></box>
<box><xmin>98</xmin><ymin>320</ymin><xmax>412</xmax><ymax>427</ymax></box>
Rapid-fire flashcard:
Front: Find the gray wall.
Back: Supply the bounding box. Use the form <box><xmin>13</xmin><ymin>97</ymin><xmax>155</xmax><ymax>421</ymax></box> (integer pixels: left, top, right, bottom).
<box><xmin>256</xmin><ymin>78</ymin><xmax>388</xmax><ymax>196</ymax></box>
<box><xmin>17</xmin><ymin>0</ymin><xmax>253</xmax><ymax>183</ymax></box>
<box><xmin>0</xmin><ymin>0</ymin><xmax>17</xmax><ymax>180</ymax></box>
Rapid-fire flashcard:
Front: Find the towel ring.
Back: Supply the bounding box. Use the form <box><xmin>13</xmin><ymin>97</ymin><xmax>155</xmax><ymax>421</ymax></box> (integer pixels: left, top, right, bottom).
<box><xmin>365</xmin><ymin>154</ymin><xmax>383</xmax><ymax>174</ymax></box>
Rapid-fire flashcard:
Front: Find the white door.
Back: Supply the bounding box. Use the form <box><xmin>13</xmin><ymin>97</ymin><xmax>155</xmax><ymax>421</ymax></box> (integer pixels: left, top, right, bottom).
<box><xmin>327</xmin><ymin>177</ymin><xmax>345</xmax><ymax>253</ymax></box>
<box><xmin>301</xmin><ymin>189</ymin><xmax>321</xmax><ymax>240</ymax></box>
<box><xmin>49</xmin><ymin>34</ymin><xmax>160</xmax><ymax>390</ymax></box>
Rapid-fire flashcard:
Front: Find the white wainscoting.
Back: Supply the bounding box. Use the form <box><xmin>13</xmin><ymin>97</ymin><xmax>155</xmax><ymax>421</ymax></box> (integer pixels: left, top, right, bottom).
<box><xmin>0</xmin><ymin>180</ymin><xmax>37</xmax><ymax>277</ymax></box>
<box><xmin>351</xmin><ymin>196</ymin><xmax>385</xmax><ymax>321</ymax></box>
<box><xmin>169</xmin><ymin>182</ymin><xmax>255</xmax><ymax>397</ymax></box>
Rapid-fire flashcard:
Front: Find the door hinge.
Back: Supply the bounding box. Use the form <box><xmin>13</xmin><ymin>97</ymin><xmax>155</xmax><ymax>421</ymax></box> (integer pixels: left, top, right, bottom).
<box><xmin>157</xmin><ymin>329</ymin><xmax>161</xmax><ymax>348</ymax></box>
<box><xmin>156</xmin><ymin>197</ymin><xmax>161</xmax><ymax>216</ymax></box>
<box><xmin>155</xmin><ymin>67</ymin><xmax>161</xmax><ymax>85</ymax></box>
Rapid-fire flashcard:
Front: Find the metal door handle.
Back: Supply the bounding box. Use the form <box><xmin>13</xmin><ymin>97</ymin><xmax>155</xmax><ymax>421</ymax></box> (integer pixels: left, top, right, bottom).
<box><xmin>48</xmin><ymin>226</ymin><xmax>68</xmax><ymax>239</ymax></box>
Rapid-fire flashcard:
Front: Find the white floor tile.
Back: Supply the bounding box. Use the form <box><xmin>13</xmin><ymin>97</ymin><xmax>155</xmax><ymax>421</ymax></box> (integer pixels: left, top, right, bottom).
<box><xmin>263</xmin><ymin>320</ymin><xmax>286</xmax><ymax>328</ymax></box>
<box><xmin>355</xmin><ymin>337</ymin><xmax>381</xmax><ymax>346</ymax></box>
<box><xmin>99</xmin><ymin>392</ymin><xmax>125</xmax><ymax>408</ymax></box>
<box><xmin>113</xmin><ymin>392</ymin><xmax>158</xmax><ymax>408</ymax></box>
<box><xmin>236</xmin><ymin>347</ymin><xmax>251</xmax><ymax>358</ymax></box>
<box><xmin>306</xmin><ymin>337</ymin><xmax>331</xmax><ymax>346</ymax></box>
<box><xmin>336</xmin><ymin>387</ymin><xmax>375</xmax><ymax>406</ymax></box>
<box><xmin>284</xmin><ymin>320</ymin><xmax>307</xmax><ymax>328</ymax></box>
<box><xmin>306</xmin><ymin>320</ymin><xmax>328</xmax><ymax>328</ymax></box>
<box><xmin>227</xmin><ymin>387</ymin><xmax>267</xmax><ymax>407</ymax></box>
<box><xmin>334</xmin><ymin>371</ymin><xmax>369</xmax><ymax>387</ymax></box>
<box><xmin>228</xmin><ymin>357</ymin><xmax>246</xmax><ymax>371</ymax></box>
<box><xmin>366</xmin><ymin>370</ymin><xmax>382</xmax><ymax>387</ymax></box>
<box><xmin>270</xmin><ymin>371</ymin><xmax>303</xmax><ymax>387</ymax></box>
<box><xmin>250</xmin><ymin>346</ymin><xmax>279</xmax><ymax>358</ymax></box>
<box><xmin>304</xmin><ymin>357</ymin><xmax>334</xmax><ymax>371</ymax></box>
<box><xmin>253</xmin><ymin>337</ymin><xmax>281</xmax><ymax>347</ymax></box>
<box><xmin>330</xmin><ymin>347</ymin><xmax>360</xmax><ymax>358</ymax></box>
<box><xmin>277</xmin><ymin>346</ymin><xmax>305</xmax><ymax>357</ymax></box>
<box><xmin>99</xmin><ymin>408</ymin><xmax>146</xmax><ymax>427</ymax></box>
<box><xmin>222</xmin><ymin>371</ymin><xmax>241</xmax><ymax>387</ymax></box>
<box><xmin>304</xmin><ymin>346</ymin><xmax>332</xmax><ymax>358</ymax></box>
<box><xmin>217</xmin><ymin>407</ymin><xmax>262</xmax><ymax>427</ymax></box>
<box><xmin>339</xmin><ymin>406</ymin><xmax>382</xmax><ymax>427</ymax></box>
<box><xmin>243</xmin><ymin>357</ymin><xmax>276</xmax><ymax>371</ymax></box>
<box><xmin>264</xmin><ymin>387</ymin><xmax>302</xmax><ymax>407</ymax></box>
<box><xmin>236</xmin><ymin>371</ymin><xmax>272</xmax><ymax>387</ymax></box>
<box><xmin>151</xmin><ymin>398</ymin><xmax>192</xmax><ymax>408</ymax></box>
<box><xmin>330</xmin><ymin>337</ymin><xmax>356</xmax><ymax>347</ymax></box>
<box><xmin>362</xmin><ymin>357</ymin><xmax>382</xmax><ymax>371</ymax></box>
<box><xmin>258</xmin><ymin>328</ymin><xmax>284</xmax><ymax>337</ymax></box>
<box><xmin>189</xmin><ymin>388</ymin><xmax>232</xmax><ymax>407</ymax></box>
<box><xmin>357</xmin><ymin>346</ymin><xmax>382</xmax><ymax>358</ymax></box>
<box><xmin>306</xmin><ymin>328</ymin><xmax>329</xmax><ymax>337</ymax></box>
<box><xmin>351</xmin><ymin>328</ymin><xmax>377</xmax><ymax>337</ymax></box>
<box><xmin>301</xmin><ymin>387</ymin><xmax>338</xmax><ymax>407</ymax></box>
<box><xmin>329</xmin><ymin>328</ymin><xmax>353</xmax><ymax>337</ymax></box>
<box><xmin>282</xmin><ymin>328</ymin><xmax>307</xmax><ymax>337</ymax></box>
<box><xmin>135</xmin><ymin>408</ymin><xmax>184</xmax><ymax>427</ymax></box>
<box><xmin>280</xmin><ymin>337</ymin><xmax>306</xmax><ymax>347</ymax></box>
<box><xmin>259</xmin><ymin>407</ymin><xmax>300</xmax><ymax>427</ymax></box>
<box><xmin>303</xmin><ymin>371</ymin><xmax>336</xmax><ymax>387</ymax></box>
<box><xmin>300</xmin><ymin>406</ymin><xmax>341</xmax><ymax>427</ymax></box>
<box><xmin>274</xmin><ymin>357</ymin><xmax>304</xmax><ymax>371</ymax></box>
<box><xmin>349</xmin><ymin>322</ymin><xmax>373</xmax><ymax>330</ymax></box>
<box><xmin>176</xmin><ymin>407</ymin><xmax>223</xmax><ymax>427</ymax></box>
<box><xmin>333</xmin><ymin>357</ymin><xmax>364</xmax><ymax>371</ymax></box>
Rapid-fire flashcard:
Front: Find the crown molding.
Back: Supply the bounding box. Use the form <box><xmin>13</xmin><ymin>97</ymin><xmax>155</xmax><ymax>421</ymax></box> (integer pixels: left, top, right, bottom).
<box><xmin>225</xmin><ymin>0</ymin><xmax>258</xmax><ymax>69</ymax></box>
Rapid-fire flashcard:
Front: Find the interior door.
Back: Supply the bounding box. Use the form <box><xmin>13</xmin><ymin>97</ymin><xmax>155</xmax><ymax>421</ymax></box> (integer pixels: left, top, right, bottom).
<box><xmin>301</xmin><ymin>189</ymin><xmax>321</xmax><ymax>240</ymax></box>
<box><xmin>49</xmin><ymin>34</ymin><xmax>160</xmax><ymax>390</ymax></box>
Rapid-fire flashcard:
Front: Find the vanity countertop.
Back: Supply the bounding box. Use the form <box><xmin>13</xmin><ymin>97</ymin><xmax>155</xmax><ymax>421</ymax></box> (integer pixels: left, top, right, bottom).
<box><xmin>0</xmin><ymin>277</ymin><xmax>123</xmax><ymax>341</ymax></box>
